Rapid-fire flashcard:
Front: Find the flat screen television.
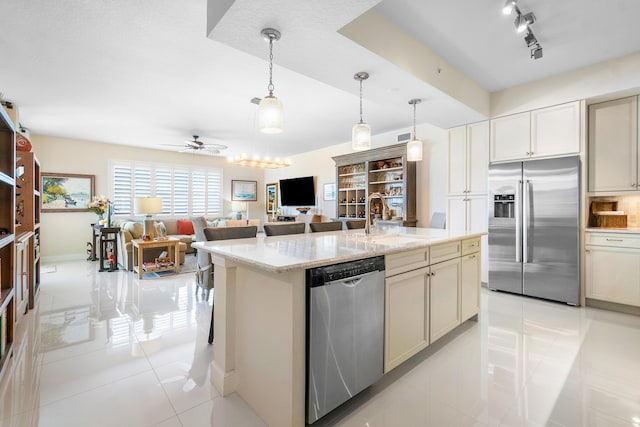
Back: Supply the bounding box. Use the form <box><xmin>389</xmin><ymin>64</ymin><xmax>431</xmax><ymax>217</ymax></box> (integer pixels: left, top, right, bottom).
<box><xmin>279</xmin><ymin>176</ymin><xmax>316</xmax><ymax>206</ymax></box>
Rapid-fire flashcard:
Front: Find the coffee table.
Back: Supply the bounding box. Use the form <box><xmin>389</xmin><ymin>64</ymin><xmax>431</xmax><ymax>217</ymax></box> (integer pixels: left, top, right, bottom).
<box><xmin>131</xmin><ymin>237</ymin><xmax>181</xmax><ymax>279</ymax></box>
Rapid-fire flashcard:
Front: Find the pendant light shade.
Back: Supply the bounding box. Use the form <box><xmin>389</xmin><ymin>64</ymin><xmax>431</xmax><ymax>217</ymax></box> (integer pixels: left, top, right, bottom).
<box><xmin>352</xmin><ymin>71</ymin><xmax>371</xmax><ymax>151</ymax></box>
<box><xmin>352</xmin><ymin>122</ymin><xmax>371</xmax><ymax>151</ymax></box>
<box><xmin>407</xmin><ymin>98</ymin><xmax>423</xmax><ymax>162</ymax></box>
<box><xmin>259</xmin><ymin>28</ymin><xmax>283</xmax><ymax>134</ymax></box>
<box><xmin>258</xmin><ymin>95</ymin><xmax>284</xmax><ymax>134</ymax></box>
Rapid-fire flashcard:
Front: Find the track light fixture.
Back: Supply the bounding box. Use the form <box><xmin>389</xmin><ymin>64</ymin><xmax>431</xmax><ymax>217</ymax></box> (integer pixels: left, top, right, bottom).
<box><xmin>502</xmin><ymin>0</ymin><xmax>516</xmax><ymax>15</ymax></box>
<box><xmin>502</xmin><ymin>1</ymin><xmax>543</xmax><ymax>60</ymax></box>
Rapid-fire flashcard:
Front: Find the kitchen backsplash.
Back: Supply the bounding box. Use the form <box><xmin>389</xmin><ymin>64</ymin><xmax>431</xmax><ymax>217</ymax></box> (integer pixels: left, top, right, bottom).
<box><xmin>589</xmin><ymin>195</ymin><xmax>640</xmax><ymax>228</ymax></box>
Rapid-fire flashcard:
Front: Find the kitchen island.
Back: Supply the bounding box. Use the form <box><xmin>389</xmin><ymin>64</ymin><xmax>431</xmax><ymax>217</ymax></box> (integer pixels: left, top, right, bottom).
<box><xmin>192</xmin><ymin>227</ymin><xmax>485</xmax><ymax>427</ymax></box>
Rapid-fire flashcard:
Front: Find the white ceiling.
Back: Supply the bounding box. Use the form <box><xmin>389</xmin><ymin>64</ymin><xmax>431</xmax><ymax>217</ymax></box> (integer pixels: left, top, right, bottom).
<box><xmin>0</xmin><ymin>0</ymin><xmax>639</xmax><ymax>159</ymax></box>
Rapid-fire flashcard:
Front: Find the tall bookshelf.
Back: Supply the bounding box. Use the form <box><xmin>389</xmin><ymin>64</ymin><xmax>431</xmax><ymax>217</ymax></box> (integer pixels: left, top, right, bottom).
<box><xmin>332</xmin><ymin>143</ymin><xmax>417</xmax><ymax>226</ymax></box>
<box><xmin>16</xmin><ymin>151</ymin><xmax>40</xmax><ymax>309</ymax></box>
<box><xmin>0</xmin><ymin>106</ymin><xmax>16</xmax><ymax>382</ymax></box>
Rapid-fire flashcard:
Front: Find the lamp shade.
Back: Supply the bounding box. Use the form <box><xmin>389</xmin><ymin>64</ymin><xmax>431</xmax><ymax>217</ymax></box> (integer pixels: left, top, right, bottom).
<box><xmin>407</xmin><ymin>138</ymin><xmax>423</xmax><ymax>162</ymax></box>
<box><xmin>258</xmin><ymin>95</ymin><xmax>284</xmax><ymax>134</ymax></box>
<box><xmin>135</xmin><ymin>197</ymin><xmax>163</xmax><ymax>215</ymax></box>
<box><xmin>352</xmin><ymin>122</ymin><xmax>371</xmax><ymax>151</ymax></box>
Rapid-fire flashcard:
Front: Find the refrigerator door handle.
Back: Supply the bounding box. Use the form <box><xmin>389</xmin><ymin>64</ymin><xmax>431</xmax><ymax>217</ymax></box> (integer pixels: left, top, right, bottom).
<box><xmin>523</xmin><ymin>179</ymin><xmax>531</xmax><ymax>264</ymax></box>
<box><xmin>515</xmin><ymin>180</ymin><xmax>522</xmax><ymax>263</ymax></box>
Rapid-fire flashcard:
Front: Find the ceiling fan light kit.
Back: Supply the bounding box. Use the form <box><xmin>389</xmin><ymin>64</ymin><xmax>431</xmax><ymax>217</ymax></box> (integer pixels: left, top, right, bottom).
<box><xmin>258</xmin><ymin>28</ymin><xmax>284</xmax><ymax>134</ymax></box>
<box><xmin>502</xmin><ymin>0</ymin><xmax>543</xmax><ymax>60</ymax></box>
<box><xmin>161</xmin><ymin>135</ymin><xmax>228</xmax><ymax>155</ymax></box>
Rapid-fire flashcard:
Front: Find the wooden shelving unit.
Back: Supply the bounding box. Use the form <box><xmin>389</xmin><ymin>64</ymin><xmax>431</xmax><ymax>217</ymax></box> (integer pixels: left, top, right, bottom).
<box><xmin>332</xmin><ymin>143</ymin><xmax>417</xmax><ymax>226</ymax></box>
<box><xmin>16</xmin><ymin>151</ymin><xmax>41</xmax><ymax>309</ymax></box>
<box><xmin>0</xmin><ymin>105</ymin><xmax>16</xmax><ymax>382</ymax></box>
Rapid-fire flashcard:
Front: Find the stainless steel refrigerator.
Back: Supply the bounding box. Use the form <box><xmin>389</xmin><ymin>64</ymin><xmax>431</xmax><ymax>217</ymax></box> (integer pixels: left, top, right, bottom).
<box><xmin>488</xmin><ymin>156</ymin><xmax>580</xmax><ymax>305</ymax></box>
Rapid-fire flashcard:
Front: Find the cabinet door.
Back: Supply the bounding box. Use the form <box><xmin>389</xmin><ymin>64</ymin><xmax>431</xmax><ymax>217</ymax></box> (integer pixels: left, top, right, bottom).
<box><xmin>430</xmin><ymin>257</ymin><xmax>461</xmax><ymax>342</ymax></box>
<box><xmin>490</xmin><ymin>112</ymin><xmax>530</xmax><ymax>162</ymax></box>
<box><xmin>14</xmin><ymin>240</ymin><xmax>29</xmax><ymax>322</ymax></box>
<box><xmin>448</xmin><ymin>126</ymin><xmax>467</xmax><ymax>195</ymax></box>
<box><xmin>460</xmin><ymin>253</ymin><xmax>480</xmax><ymax>321</ymax></box>
<box><xmin>588</xmin><ymin>96</ymin><xmax>638</xmax><ymax>192</ymax></box>
<box><xmin>585</xmin><ymin>246</ymin><xmax>640</xmax><ymax>306</ymax></box>
<box><xmin>385</xmin><ymin>267</ymin><xmax>429</xmax><ymax>372</ymax></box>
<box><xmin>467</xmin><ymin>121</ymin><xmax>489</xmax><ymax>194</ymax></box>
<box><xmin>467</xmin><ymin>195</ymin><xmax>489</xmax><ymax>284</ymax></box>
<box><xmin>531</xmin><ymin>101</ymin><xmax>580</xmax><ymax>159</ymax></box>
<box><xmin>447</xmin><ymin>196</ymin><xmax>467</xmax><ymax>232</ymax></box>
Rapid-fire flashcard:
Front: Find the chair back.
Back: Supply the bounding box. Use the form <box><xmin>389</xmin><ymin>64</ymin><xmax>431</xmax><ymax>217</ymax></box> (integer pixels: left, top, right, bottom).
<box><xmin>345</xmin><ymin>219</ymin><xmax>366</xmax><ymax>230</ymax></box>
<box><xmin>430</xmin><ymin>212</ymin><xmax>446</xmax><ymax>229</ymax></box>
<box><xmin>204</xmin><ymin>226</ymin><xmax>258</xmax><ymax>241</ymax></box>
<box><xmin>263</xmin><ymin>222</ymin><xmax>306</xmax><ymax>236</ymax></box>
<box><xmin>190</xmin><ymin>217</ymin><xmax>210</xmax><ymax>269</ymax></box>
<box><xmin>309</xmin><ymin>222</ymin><xmax>343</xmax><ymax>232</ymax></box>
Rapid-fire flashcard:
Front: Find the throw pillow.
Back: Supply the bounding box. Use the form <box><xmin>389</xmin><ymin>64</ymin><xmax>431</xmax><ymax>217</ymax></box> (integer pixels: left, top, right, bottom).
<box><xmin>177</xmin><ymin>219</ymin><xmax>195</xmax><ymax>235</ymax></box>
<box><xmin>155</xmin><ymin>221</ymin><xmax>167</xmax><ymax>236</ymax></box>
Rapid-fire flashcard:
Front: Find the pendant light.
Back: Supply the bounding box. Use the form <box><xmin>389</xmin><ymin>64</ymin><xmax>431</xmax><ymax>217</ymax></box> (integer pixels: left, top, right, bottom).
<box><xmin>352</xmin><ymin>71</ymin><xmax>371</xmax><ymax>151</ymax></box>
<box><xmin>407</xmin><ymin>98</ymin><xmax>423</xmax><ymax>162</ymax></box>
<box><xmin>258</xmin><ymin>28</ymin><xmax>284</xmax><ymax>134</ymax></box>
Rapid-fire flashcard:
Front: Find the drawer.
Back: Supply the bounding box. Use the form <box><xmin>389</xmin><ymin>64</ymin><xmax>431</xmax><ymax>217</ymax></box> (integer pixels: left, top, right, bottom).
<box><xmin>430</xmin><ymin>241</ymin><xmax>461</xmax><ymax>265</ymax></box>
<box><xmin>585</xmin><ymin>233</ymin><xmax>640</xmax><ymax>249</ymax></box>
<box><xmin>461</xmin><ymin>237</ymin><xmax>480</xmax><ymax>255</ymax></box>
<box><xmin>386</xmin><ymin>248</ymin><xmax>429</xmax><ymax>277</ymax></box>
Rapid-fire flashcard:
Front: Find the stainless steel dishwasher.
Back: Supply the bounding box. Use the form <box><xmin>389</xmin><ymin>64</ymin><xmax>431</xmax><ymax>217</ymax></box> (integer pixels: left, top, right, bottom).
<box><xmin>306</xmin><ymin>256</ymin><xmax>385</xmax><ymax>424</ymax></box>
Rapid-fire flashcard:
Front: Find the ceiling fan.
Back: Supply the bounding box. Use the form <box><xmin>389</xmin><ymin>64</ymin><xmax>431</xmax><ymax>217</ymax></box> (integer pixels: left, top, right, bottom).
<box><xmin>162</xmin><ymin>135</ymin><xmax>228</xmax><ymax>156</ymax></box>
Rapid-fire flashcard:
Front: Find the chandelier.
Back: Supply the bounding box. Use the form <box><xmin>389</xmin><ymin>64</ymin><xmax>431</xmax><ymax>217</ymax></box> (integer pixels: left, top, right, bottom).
<box><xmin>227</xmin><ymin>154</ymin><xmax>291</xmax><ymax>169</ymax></box>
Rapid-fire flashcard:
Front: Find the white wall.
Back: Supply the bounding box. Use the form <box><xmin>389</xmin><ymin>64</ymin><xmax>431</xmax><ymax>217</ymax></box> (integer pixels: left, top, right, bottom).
<box><xmin>32</xmin><ymin>135</ymin><xmax>264</xmax><ymax>259</ymax></box>
<box><xmin>264</xmin><ymin>123</ymin><xmax>449</xmax><ymax>227</ymax></box>
<box><xmin>491</xmin><ymin>51</ymin><xmax>640</xmax><ymax>117</ymax></box>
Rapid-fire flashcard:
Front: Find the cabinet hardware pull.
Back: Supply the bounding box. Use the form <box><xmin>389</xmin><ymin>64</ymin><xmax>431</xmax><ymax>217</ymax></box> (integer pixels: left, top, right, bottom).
<box><xmin>605</xmin><ymin>238</ymin><xmax>623</xmax><ymax>242</ymax></box>
<box><xmin>470</xmin><ymin>255</ymin><xmax>476</xmax><ymax>259</ymax></box>
<box><xmin>526</xmin><ymin>152</ymin><xmax>530</xmax><ymax>155</ymax></box>
<box><xmin>431</xmin><ymin>272</ymin><xmax>435</xmax><ymax>276</ymax></box>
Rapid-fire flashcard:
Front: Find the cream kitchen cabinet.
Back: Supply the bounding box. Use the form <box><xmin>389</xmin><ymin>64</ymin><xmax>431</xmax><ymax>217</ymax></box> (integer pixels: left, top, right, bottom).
<box><xmin>490</xmin><ymin>101</ymin><xmax>580</xmax><ymax>163</ymax></box>
<box><xmin>384</xmin><ymin>266</ymin><xmax>429</xmax><ymax>372</ymax></box>
<box><xmin>460</xmin><ymin>240</ymin><xmax>481</xmax><ymax>321</ymax></box>
<box><xmin>447</xmin><ymin>195</ymin><xmax>488</xmax><ymax>283</ymax></box>
<box><xmin>448</xmin><ymin>121</ymin><xmax>489</xmax><ymax>195</ymax></box>
<box><xmin>588</xmin><ymin>96</ymin><xmax>638</xmax><ymax>193</ymax></box>
<box><xmin>429</xmin><ymin>257</ymin><xmax>461</xmax><ymax>342</ymax></box>
<box><xmin>585</xmin><ymin>232</ymin><xmax>640</xmax><ymax>306</ymax></box>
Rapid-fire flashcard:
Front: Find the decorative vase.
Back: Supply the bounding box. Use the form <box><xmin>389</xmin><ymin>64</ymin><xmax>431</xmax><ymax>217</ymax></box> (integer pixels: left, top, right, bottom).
<box><xmin>96</xmin><ymin>213</ymin><xmax>104</xmax><ymax>225</ymax></box>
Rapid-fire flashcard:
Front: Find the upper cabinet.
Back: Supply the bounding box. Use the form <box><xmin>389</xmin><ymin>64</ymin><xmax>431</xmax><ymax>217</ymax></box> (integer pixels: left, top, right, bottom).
<box><xmin>448</xmin><ymin>121</ymin><xmax>489</xmax><ymax>195</ymax></box>
<box><xmin>333</xmin><ymin>143</ymin><xmax>417</xmax><ymax>227</ymax></box>
<box><xmin>490</xmin><ymin>101</ymin><xmax>581</xmax><ymax>163</ymax></box>
<box><xmin>588</xmin><ymin>96</ymin><xmax>638</xmax><ymax>193</ymax></box>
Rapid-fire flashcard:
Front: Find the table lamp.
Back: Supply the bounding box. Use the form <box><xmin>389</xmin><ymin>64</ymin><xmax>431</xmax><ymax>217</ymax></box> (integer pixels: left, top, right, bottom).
<box><xmin>231</xmin><ymin>201</ymin><xmax>246</xmax><ymax>220</ymax></box>
<box><xmin>135</xmin><ymin>197</ymin><xmax>163</xmax><ymax>239</ymax></box>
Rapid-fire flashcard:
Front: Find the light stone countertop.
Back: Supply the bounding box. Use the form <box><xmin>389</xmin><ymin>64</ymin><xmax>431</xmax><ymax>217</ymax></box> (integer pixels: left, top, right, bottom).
<box><xmin>192</xmin><ymin>227</ymin><xmax>486</xmax><ymax>273</ymax></box>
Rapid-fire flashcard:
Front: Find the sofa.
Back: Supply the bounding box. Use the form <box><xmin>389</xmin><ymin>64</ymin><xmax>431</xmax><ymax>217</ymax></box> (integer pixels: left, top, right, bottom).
<box><xmin>115</xmin><ymin>218</ymin><xmax>196</xmax><ymax>271</ymax></box>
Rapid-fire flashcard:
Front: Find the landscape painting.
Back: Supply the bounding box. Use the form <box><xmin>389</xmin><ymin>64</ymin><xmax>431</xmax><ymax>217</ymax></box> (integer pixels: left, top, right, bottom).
<box><xmin>42</xmin><ymin>173</ymin><xmax>95</xmax><ymax>212</ymax></box>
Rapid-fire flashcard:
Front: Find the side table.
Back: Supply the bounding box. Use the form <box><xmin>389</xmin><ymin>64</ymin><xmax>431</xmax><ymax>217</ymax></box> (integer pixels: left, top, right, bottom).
<box><xmin>131</xmin><ymin>237</ymin><xmax>181</xmax><ymax>279</ymax></box>
<box><xmin>98</xmin><ymin>227</ymin><xmax>120</xmax><ymax>272</ymax></box>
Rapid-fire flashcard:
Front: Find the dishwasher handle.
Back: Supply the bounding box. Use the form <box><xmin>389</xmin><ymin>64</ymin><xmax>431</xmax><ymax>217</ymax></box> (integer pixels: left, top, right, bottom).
<box><xmin>325</xmin><ymin>269</ymin><xmax>382</xmax><ymax>288</ymax></box>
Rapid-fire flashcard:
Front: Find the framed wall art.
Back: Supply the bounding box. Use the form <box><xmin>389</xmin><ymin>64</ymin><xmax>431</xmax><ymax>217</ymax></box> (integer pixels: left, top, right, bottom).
<box><xmin>42</xmin><ymin>173</ymin><xmax>95</xmax><ymax>212</ymax></box>
<box><xmin>323</xmin><ymin>183</ymin><xmax>336</xmax><ymax>201</ymax></box>
<box><xmin>231</xmin><ymin>180</ymin><xmax>257</xmax><ymax>201</ymax></box>
<box><xmin>266</xmin><ymin>182</ymin><xmax>278</xmax><ymax>214</ymax></box>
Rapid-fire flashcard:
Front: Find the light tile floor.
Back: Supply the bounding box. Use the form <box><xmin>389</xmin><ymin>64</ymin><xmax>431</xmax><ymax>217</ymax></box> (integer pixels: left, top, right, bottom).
<box><xmin>1</xmin><ymin>258</ymin><xmax>640</xmax><ymax>426</ymax></box>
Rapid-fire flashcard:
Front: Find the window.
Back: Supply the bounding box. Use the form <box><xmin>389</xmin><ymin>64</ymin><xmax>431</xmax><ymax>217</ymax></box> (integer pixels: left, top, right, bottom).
<box><xmin>110</xmin><ymin>161</ymin><xmax>223</xmax><ymax>217</ymax></box>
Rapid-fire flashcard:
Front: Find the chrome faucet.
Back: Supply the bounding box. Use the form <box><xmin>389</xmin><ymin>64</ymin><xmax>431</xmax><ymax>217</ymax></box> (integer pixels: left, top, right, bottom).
<box><xmin>365</xmin><ymin>192</ymin><xmax>389</xmax><ymax>234</ymax></box>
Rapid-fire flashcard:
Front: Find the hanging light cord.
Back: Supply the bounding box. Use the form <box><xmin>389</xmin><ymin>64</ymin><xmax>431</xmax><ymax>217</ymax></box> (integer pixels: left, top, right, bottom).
<box><xmin>358</xmin><ymin>78</ymin><xmax>364</xmax><ymax>124</ymax></box>
<box><xmin>412</xmin><ymin>101</ymin><xmax>417</xmax><ymax>138</ymax></box>
<box><xmin>268</xmin><ymin>37</ymin><xmax>275</xmax><ymax>95</ymax></box>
